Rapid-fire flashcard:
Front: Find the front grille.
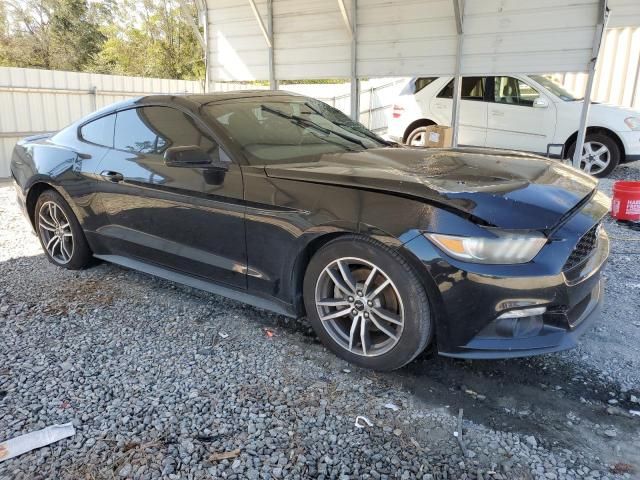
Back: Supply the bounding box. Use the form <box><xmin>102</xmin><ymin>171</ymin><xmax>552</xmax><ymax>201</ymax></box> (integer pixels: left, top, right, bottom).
<box><xmin>563</xmin><ymin>223</ymin><xmax>600</xmax><ymax>271</ymax></box>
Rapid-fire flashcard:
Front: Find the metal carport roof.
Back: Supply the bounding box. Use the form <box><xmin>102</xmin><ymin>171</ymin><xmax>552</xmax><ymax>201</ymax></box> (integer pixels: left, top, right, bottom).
<box><xmin>199</xmin><ymin>0</ymin><xmax>639</xmax><ymax>165</ymax></box>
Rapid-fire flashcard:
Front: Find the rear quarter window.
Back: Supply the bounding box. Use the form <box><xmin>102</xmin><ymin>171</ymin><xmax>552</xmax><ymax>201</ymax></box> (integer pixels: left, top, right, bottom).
<box><xmin>80</xmin><ymin>114</ymin><xmax>115</xmax><ymax>147</ymax></box>
<box><xmin>400</xmin><ymin>77</ymin><xmax>438</xmax><ymax>95</ymax></box>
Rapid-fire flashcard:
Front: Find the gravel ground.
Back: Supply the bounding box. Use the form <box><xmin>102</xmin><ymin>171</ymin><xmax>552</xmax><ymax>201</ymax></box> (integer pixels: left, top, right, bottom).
<box><xmin>0</xmin><ymin>164</ymin><xmax>639</xmax><ymax>480</ymax></box>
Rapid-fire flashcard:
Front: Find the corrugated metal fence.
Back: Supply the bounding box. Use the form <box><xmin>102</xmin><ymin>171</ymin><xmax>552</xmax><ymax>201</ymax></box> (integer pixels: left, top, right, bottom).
<box><xmin>0</xmin><ymin>68</ymin><xmax>205</xmax><ymax>177</ymax></box>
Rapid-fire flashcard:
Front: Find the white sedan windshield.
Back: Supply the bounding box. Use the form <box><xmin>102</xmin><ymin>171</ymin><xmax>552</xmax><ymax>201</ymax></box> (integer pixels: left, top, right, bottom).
<box><xmin>530</xmin><ymin>75</ymin><xmax>580</xmax><ymax>102</ymax></box>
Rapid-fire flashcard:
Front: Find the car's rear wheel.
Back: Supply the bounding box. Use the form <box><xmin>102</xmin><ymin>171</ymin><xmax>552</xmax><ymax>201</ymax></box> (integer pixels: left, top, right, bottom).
<box><xmin>406</xmin><ymin>126</ymin><xmax>431</xmax><ymax>147</ymax></box>
<box><xmin>35</xmin><ymin>189</ymin><xmax>92</xmax><ymax>269</ymax></box>
<box><xmin>303</xmin><ymin>236</ymin><xmax>432</xmax><ymax>371</ymax></box>
<box><xmin>566</xmin><ymin>133</ymin><xmax>620</xmax><ymax>178</ymax></box>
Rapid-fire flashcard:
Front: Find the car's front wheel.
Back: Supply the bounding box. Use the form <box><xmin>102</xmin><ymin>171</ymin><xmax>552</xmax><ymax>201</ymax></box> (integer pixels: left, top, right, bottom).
<box><xmin>303</xmin><ymin>236</ymin><xmax>433</xmax><ymax>371</ymax></box>
<box><xmin>566</xmin><ymin>133</ymin><xmax>620</xmax><ymax>177</ymax></box>
<box><xmin>35</xmin><ymin>189</ymin><xmax>93</xmax><ymax>269</ymax></box>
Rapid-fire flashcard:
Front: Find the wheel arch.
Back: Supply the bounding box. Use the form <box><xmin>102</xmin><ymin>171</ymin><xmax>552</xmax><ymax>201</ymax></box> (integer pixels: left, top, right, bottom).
<box><xmin>25</xmin><ymin>178</ymin><xmax>87</xmax><ymax>231</ymax></box>
<box><xmin>290</xmin><ymin>231</ymin><xmax>350</xmax><ymax>316</ymax></box>
<box><xmin>563</xmin><ymin>126</ymin><xmax>625</xmax><ymax>161</ymax></box>
<box><xmin>25</xmin><ymin>181</ymin><xmax>57</xmax><ymax>229</ymax></box>
<box><xmin>289</xmin><ymin>228</ymin><xmax>442</xmax><ymax>325</ymax></box>
<box><xmin>402</xmin><ymin>118</ymin><xmax>437</xmax><ymax>143</ymax></box>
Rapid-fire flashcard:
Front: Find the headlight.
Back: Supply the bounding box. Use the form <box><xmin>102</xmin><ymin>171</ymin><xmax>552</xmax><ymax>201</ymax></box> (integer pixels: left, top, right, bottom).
<box><xmin>624</xmin><ymin>117</ymin><xmax>640</xmax><ymax>130</ymax></box>
<box><xmin>425</xmin><ymin>231</ymin><xmax>547</xmax><ymax>264</ymax></box>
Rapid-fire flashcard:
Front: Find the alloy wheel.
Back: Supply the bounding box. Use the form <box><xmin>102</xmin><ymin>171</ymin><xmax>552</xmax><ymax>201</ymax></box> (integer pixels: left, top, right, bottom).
<box><xmin>579</xmin><ymin>141</ymin><xmax>610</xmax><ymax>175</ymax></box>
<box><xmin>314</xmin><ymin>257</ymin><xmax>405</xmax><ymax>357</ymax></box>
<box><xmin>38</xmin><ymin>201</ymin><xmax>74</xmax><ymax>264</ymax></box>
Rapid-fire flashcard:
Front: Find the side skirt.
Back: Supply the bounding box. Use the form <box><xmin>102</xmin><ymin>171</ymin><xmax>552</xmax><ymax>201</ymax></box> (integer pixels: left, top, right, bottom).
<box><xmin>94</xmin><ymin>254</ymin><xmax>297</xmax><ymax>318</ymax></box>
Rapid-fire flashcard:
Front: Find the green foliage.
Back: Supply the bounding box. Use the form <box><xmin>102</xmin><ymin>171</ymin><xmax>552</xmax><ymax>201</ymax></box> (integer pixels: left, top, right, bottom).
<box><xmin>89</xmin><ymin>0</ymin><xmax>205</xmax><ymax>80</ymax></box>
<box><xmin>50</xmin><ymin>0</ymin><xmax>106</xmax><ymax>71</ymax></box>
<box><xmin>0</xmin><ymin>0</ymin><xmax>205</xmax><ymax>81</ymax></box>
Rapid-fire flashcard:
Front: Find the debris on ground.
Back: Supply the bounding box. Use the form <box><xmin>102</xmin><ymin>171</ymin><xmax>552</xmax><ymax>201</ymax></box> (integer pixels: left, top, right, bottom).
<box><xmin>384</xmin><ymin>402</ymin><xmax>400</xmax><ymax>411</ymax></box>
<box><xmin>0</xmin><ymin>423</ymin><xmax>76</xmax><ymax>463</ymax></box>
<box><xmin>610</xmin><ymin>462</ymin><xmax>635</xmax><ymax>475</ymax></box>
<box><xmin>464</xmin><ymin>389</ymin><xmax>486</xmax><ymax>401</ymax></box>
<box><xmin>354</xmin><ymin>416</ymin><xmax>373</xmax><ymax>429</ymax></box>
<box><xmin>454</xmin><ymin>408</ymin><xmax>467</xmax><ymax>457</ymax></box>
<box><xmin>210</xmin><ymin>448</ymin><xmax>241</xmax><ymax>462</ymax></box>
<box><xmin>263</xmin><ymin>328</ymin><xmax>276</xmax><ymax>338</ymax></box>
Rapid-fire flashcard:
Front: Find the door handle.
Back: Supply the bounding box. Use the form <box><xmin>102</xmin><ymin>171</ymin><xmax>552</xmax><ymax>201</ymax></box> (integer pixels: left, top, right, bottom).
<box><xmin>490</xmin><ymin>110</ymin><xmax>505</xmax><ymax>117</ymax></box>
<box><xmin>100</xmin><ymin>170</ymin><xmax>124</xmax><ymax>183</ymax></box>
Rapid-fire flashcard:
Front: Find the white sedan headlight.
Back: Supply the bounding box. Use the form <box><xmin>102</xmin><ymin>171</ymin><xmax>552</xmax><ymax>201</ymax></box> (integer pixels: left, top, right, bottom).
<box><xmin>425</xmin><ymin>231</ymin><xmax>547</xmax><ymax>264</ymax></box>
<box><xmin>624</xmin><ymin>117</ymin><xmax>640</xmax><ymax>130</ymax></box>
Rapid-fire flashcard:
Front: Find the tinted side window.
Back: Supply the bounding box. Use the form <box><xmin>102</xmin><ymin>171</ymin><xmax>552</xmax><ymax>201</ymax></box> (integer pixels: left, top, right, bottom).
<box><xmin>401</xmin><ymin>77</ymin><xmax>438</xmax><ymax>95</ymax></box>
<box><xmin>494</xmin><ymin>77</ymin><xmax>540</xmax><ymax>106</ymax></box>
<box><xmin>79</xmin><ymin>114</ymin><xmax>115</xmax><ymax>147</ymax></box>
<box><xmin>414</xmin><ymin>77</ymin><xmax>438</xmax><ymax>93</ymax></box>
<box><xmin>437</xmin><ymin>77</ymin><xmax>486</xmax><ymax>101</ymax></box>
<box><xmin>114</xmin><ymin>107</ymin><xmax>217</xmax><ymax>157</ymax></box>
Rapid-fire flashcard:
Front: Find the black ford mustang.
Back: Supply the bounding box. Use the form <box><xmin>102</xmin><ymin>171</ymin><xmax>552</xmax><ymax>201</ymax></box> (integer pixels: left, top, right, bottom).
<box><xmin>11</xmin><ymin>91</ymin><xmax>610</xmax><ymax>370</ymax></box>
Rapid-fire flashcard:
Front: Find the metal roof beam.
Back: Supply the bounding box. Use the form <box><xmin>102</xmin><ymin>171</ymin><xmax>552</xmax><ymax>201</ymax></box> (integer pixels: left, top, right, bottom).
<box><xmin>453</xmin><ymin>0</ymin><xmax>463</xmax><ymax>34</ymax></box>
<box><xmin>451</xmin><ymin>0</ymin><xmax>464</xmax><ymax>147</ymax></box>
<box><xmin>349</xmin><ymin>0</ymin><xmax>359</xmax><ymax>121</ymax></box>
<box><xmin>248</xmin><ymin>0</ymin><xmax>272</xmax><ymax>48</ymax></box>
<box><xmin>337</xmin><ymin>0</ymin><xmax>354</xmax><ymax>39</ymax></box>
<box><xmin>573</xmin><ymin>0</ymin><xmax>610</xmax><ymax>168</ymax></box>
<box><xmin>267</xmin><ymin>0</ymin><xmax>277</xmax><ymax>89</ymax></box>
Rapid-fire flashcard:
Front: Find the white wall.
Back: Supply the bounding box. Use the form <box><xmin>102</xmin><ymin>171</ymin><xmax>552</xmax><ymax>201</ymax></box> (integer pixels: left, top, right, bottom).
<box><xmin>0</xmin><ymin>67</ymin><xmax>204</xmax><ymax>177</ymax></box>
<box><xmin>553</xmin><ymin>27</ymin><xmax>640</xmax><ymax>109</ymax></box>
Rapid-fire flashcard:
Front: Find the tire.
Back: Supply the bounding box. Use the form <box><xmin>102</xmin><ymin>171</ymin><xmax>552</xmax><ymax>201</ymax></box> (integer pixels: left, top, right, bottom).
<box><xmin>34</xmin><ymin>189</ymin><xmax>93</xmax><ymax>269</ymax></box>
<box><xmin>566</xmin><ymin>133</ymin><xmax>620</xmax><ymax>178</ymax></box>
<box><xmin>303</xmin><ymin>235</ymin><xmax>433</xmax><ymax>371</ymax></box>
<box><xmin>405</xmin><ymin>126</ymin><xmax>432</xmax><ymax>147</ymax></box>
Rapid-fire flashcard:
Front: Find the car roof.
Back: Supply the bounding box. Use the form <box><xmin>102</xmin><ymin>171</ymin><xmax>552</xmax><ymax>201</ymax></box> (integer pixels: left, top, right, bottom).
<box><xmin>139</xmin><ymin>90</ymin><xmax>306</xmax><ymax>108</ymax></box>
<box><xmin>79</xmin><ymin>90</ymin><xmax>307</xmax><ymax>124</ymax></box>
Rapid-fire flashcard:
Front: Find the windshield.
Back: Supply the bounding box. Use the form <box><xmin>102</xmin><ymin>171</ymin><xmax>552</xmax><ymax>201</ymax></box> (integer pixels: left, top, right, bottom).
<box><xmin>530</xmin><ymin>75</ymin><xmax>580</xmax><ymax>101</ymax></box>
<box><xmin>204</xmin><ymin>97</ymin><xmax>388</xmax><ymax>165</ymax></box>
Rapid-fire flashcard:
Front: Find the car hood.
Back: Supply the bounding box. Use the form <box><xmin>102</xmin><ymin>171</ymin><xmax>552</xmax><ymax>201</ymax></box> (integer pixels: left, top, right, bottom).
<box><xmin>559</xmin><ymin>100</ymin><xmax>640</xmax><ymax>121</ymax></box>
<box><xmin>264</xmin><ymin>147</ymin><xmax>598</xmax><ymax>230</ymax></box>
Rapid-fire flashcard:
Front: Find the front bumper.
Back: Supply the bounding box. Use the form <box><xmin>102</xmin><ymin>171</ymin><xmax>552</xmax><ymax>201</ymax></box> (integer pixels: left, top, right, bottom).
<box><xmin>440</xmin><ymin>280</ymin><xmax>603</xmax><ymax>359</ymax></box>
<box><xmin>616</xmin><ymin>130</ymin><xmax>640</xmax><ymax>160</ymax></box>
<box><xmin>402</xmin><ymin>210</ymin><xmax>609</xmax><ymax>359</ymax></box>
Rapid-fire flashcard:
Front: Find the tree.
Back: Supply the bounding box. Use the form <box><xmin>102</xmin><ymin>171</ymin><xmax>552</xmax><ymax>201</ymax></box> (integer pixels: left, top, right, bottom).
<box><xmin>0</xmin><ymin>0</ymin><xmax>205</xmax><ymax>81</ymax></box>
<box><xmin>0</xmin><ymin>0</ymin><xmax>55</xmax><ymax>69</ymax></box>
<box><xmin>88</xmin><ymin>0</ymin><xmax>205</xmax><ymax>80</ymax></box>
<box><xmin>49</xmin><ymin>0</ymin><xmax>106</xmax><ymax>71</ymax></box>
<box><xmin>0</xmin><ymin>0</ymin><xmax>105</xmax><ymax>70</ymax></box>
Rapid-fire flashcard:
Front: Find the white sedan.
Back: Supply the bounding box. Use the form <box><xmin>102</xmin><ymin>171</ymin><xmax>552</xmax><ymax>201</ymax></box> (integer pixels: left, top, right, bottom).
<box><xmin>388</xmin><ymin>75</ymin><xmax>640</xmax><ymax>177</ymax></box>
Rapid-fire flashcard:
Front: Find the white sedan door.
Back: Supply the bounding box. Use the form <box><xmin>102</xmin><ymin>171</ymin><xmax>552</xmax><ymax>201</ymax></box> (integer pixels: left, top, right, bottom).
<box><xmin>429</xmin><ymin>77</ymin><xmax>488</xmax><ymax>147</ymax></box>
<box><xmin>486</xmin><ymin>76</ymin><xmax>556</xmax><ymax>154</ymax></box>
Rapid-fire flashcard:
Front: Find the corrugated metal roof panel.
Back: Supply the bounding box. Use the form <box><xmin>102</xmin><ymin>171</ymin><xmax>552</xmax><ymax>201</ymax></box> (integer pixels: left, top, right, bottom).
<box><xmin>206</xmin><ymin>0</ymin><xmax>616</xmax><ymax>81</ymax></box>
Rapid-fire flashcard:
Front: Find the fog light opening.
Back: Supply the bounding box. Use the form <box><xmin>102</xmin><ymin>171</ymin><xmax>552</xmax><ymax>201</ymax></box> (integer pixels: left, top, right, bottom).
<box><xmin>495</xmin><ymin>307</ymin><xmax>546</xmax><ymax>338</ymax></box>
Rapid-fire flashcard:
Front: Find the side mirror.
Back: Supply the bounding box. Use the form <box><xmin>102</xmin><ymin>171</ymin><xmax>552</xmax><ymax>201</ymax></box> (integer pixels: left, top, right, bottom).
<box><xmin>532</xmin><ymin>97</ymin><xmax>548</xmax><ymax>108</ymax></box>
<box><xmin>164</xmin><ymin>145</ymin><xmax>213</xmax><ymax>167</ymax></box>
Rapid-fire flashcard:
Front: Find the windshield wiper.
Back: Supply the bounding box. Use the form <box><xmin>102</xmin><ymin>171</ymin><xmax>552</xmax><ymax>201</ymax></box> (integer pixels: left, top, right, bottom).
<box><xmin>261</xmin><ymin>105</ymin><xmax>368</xmax><ymax>149</ymax></box>
<box><xmin>303</xmin><ymin>102</ymin><xmax>392</xmax><ymax>147</ymax></box>
<box><xmin>336</xmin><ymin>121</ymin><xmax>393</xmax><ymax>146</ymax></box>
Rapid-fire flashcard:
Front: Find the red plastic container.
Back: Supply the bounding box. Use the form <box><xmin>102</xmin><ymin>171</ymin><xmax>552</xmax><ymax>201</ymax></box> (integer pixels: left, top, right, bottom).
<box><xmin>611</xmin><ymin>181</ymin><xmax>640</xmax><ymax>221</ymax></box>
